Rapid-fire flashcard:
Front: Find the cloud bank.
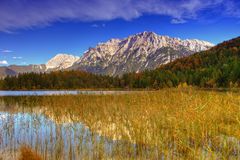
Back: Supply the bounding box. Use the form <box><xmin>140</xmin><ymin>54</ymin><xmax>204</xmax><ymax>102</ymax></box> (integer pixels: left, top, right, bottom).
<box><xmin>0</xmin><ymin>60</ymin><xmax>8</xmax><ymax>65</ymax></box>
<box><xmin>0</xmin><ymin>0</ymin><xmax>239</xmax><ymax>32</ymax></box>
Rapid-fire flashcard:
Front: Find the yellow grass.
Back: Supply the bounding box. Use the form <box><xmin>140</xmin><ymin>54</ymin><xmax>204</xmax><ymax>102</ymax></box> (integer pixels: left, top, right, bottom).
<box><xmin>0</xmin><ymin>88</ymin><xmax>240</xmax><ymax>159</ymax></box>
<box><xmin>18</xmin><ymin>146</ymin><xmax>42</xmax><ymax>160</ymax></box>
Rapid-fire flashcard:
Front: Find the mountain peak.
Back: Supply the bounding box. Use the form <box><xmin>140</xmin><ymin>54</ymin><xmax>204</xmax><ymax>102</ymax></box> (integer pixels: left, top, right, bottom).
<box><xmin>46</xmin><ymin>53</ymin><xmax>79</xmax><ymax>70</ymax></box>
<box><xmin>70</xmin><ymin>32</ymin><xmax>214</xmax><ymax>76</ymax></box>
<box><xmin>127</xmin><ymin>31</ymin><xmax>159</xmax><ymax>40</ymax></box>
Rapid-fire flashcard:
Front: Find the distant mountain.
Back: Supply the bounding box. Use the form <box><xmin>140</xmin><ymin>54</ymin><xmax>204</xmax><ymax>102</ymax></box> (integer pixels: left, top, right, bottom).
<box><xmin>70</xmin><ymin>32</ymin><xmax>214</xmax><ymax>76</ymax></box>
<box><xmin>46</xmin><ymin>54</ymin><xmax>79</xmax><ymax>71</ymax></box>
<box><xmin>0</xmin><ymin>65</ymin><xmax>46</xmax><ymax>78</ymax></box>
<box><xmin>8</xmin><ymin>65</ymin><xmax>46</xmax><ymax>73</ymax></box>
<box><xmin>0</xmin><ymin>67</ymin><xmax>16</xmax><ymax>77</ymax></box>
<box><xmin>0</xmin><ymin>54</ymin><xmax>77</xmax><ymax>78</ymax></box>
<box><xmin>0</xmin><ymin>32</ymin><xmax>214</xmax><ymax>78</ymax></box>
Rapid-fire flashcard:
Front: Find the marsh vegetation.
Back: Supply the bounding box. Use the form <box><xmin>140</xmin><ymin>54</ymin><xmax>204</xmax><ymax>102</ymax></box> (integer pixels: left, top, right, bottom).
<box><xmin>0</xmin><ymin>88</ymin><xmax>240</xmax><ymax>159</ymax></box>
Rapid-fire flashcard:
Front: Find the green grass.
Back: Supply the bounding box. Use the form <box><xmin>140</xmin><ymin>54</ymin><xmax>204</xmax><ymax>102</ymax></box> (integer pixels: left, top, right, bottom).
<box><xmin>0</xmin><ymin>88</ymin><xmax>240</xmax><ymax>159</ymax></box>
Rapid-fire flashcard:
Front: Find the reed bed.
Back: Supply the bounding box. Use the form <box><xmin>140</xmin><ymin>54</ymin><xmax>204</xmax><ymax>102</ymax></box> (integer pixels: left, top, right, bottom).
<box><xmin>0</xmin><ymin>88</ymin><xmax>240</xmax><ymax>159</ymax></box>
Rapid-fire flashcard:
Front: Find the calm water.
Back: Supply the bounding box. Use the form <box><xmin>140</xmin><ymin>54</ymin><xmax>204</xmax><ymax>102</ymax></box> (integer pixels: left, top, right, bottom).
<box><xmin>0</xmin><ymin>96</ymin><xmax>141</xmax><ymax>160</ymax></box>
<box><xmin>0</xmin><ymin>111</ymin><xmax>119</xmax><ymax>159</ymax></box>
<box><xmin>0</xmin><ymin>90</ymin><xmax>130</xmax><ymax>96</ymax></box>
<box><xmin>0</xmin><ymin>94</ymin><xmax>239</xmax><ymax>159</ymax></box>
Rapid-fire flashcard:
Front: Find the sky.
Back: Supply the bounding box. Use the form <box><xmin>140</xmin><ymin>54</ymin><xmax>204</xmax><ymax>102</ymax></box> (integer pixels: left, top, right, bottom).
<box><xmin>0</xmin><ymin>0</ymin><xmax>240</xmax><ymax>66</ymax></box>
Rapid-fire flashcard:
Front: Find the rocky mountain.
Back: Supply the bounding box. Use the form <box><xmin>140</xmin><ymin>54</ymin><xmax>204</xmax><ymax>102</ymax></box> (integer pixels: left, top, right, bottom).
<box><xmin>0</xmin><ymin>65</ymin><xmax>46</xmax><ymax>78</ymax></box>
<box><xmin>0</xmin><ymin>32</ymin><xmax>214</xmax><ymax>78</ymax></box>
<box><xmin>70</xmin><ymin>32</ymin><xmax>214</xmax><ymax>76</ymax></box>
<box><xmin>8</xmin><ymin>64</ymin><xmax>46</xmax><ymax>73</ymax></box>
<box><xmin>0</xmin><ymin>67</ymin><xmax>16</xmax><ymax>77</ymax></box>
<box><xmin>0</xmin><ymin>54</ymin><xmax>78</xmax><ymax>78</ymax></box>
<box><xmin>46</xmin><ymin>54</ymin><xmax>79</xmax><ymax>71</ymax></box>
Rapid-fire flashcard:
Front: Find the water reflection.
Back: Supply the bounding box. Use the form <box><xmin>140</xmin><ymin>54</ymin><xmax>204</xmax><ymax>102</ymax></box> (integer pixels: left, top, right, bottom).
<box><xmin>0</xmin><ymin>112</ymin><xmax>93</xmax><ymax>159</ymax></box>
<box><xmin>1</xmin><ymin>94</ymin><xmax>239</xmax><ymax>159</ymax></box>
<box><xmin>0</xmin><ymin>90</ymin><xmax>130</xmax><ymax>96</ymax></box>
<box><xmin>0</xmin><ymin>97</ymin><xmax>146</xmax><ymax>160</ymax></box>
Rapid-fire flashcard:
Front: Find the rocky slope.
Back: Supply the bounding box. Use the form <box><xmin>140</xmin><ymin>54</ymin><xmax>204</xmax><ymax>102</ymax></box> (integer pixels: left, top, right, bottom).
<box><xmin>70</xmin><ymin>32</ymin><xmax>214</xmax><ymax>76</ymax></box>
<box><xmin>0</xmin><ymin>65</ymin><xmax>46</xmax><ymax>78</ymax></box>
<box><xmin>46</xmin><ymin>54</ymin><xmax>79</xmax><ymax>71</ymax></box>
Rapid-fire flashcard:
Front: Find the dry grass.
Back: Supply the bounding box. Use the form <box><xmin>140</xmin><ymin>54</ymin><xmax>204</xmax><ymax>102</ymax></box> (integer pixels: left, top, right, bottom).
<box><xmin>0</xmin><ymin>88</ymin><xmax>240</xmax><ymax>159</ymax></box>
<box><xmin>18</xmin><ymin>146</ymin><xmax>42</xmax><ymax>160</ymax></box>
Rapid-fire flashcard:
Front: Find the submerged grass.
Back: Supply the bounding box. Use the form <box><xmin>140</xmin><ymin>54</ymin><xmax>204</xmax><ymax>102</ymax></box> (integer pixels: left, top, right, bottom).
<box><xmin>19</xmin><ymin>146</ymin><xmax>42</xmax><ymax>160</ymax></box>
<box><xmin>0</xmin><ymin>88</ymin><xmax>240</xmax><ymax>159</ymax></box>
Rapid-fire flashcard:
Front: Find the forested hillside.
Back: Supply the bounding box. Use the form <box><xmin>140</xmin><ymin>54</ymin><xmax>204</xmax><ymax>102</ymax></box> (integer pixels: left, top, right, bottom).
<box><xmin>126</xmin><ymin>36</ymin><xmax>240</xmax><ymax>88</ymax></box>
<box><xmin>0</xmin><ymin>37</ymin><xmax>239</xmax><ymax>90</ymax></box>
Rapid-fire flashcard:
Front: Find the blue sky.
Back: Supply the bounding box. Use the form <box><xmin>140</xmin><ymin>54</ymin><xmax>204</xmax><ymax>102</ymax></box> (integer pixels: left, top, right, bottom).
<box><xmin>0</xmin><ymin>0</ymin><xmax>240</xmax><ymax>65</ymax></box>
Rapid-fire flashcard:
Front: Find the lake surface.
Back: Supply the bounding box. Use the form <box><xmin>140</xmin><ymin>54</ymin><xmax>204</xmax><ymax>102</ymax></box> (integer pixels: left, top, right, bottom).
<box><xmin>0</xmin><ymin>96</ymin><xmax>139</xmax><ymax>160</ymax></box>
<box><xmin>0</xmin><ymin>90</ymin><xmax>239</xmax><ymax>159</ymax></box>
<box><xmin>0</xmin><ymin>111</ymin><xmax>119</xmax><ymax>160</ymax></box>
<box><xmin>0</xmin><ymin>90</ymin><xmax>130</xmax><ymax>96</ymax></box>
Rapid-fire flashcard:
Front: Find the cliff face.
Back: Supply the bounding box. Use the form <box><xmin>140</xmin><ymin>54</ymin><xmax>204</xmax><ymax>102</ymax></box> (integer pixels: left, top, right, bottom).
<box><xmin>71</xmin><ymin>32</ymin><xmax>214</xmax><ymax>76</ymax></box>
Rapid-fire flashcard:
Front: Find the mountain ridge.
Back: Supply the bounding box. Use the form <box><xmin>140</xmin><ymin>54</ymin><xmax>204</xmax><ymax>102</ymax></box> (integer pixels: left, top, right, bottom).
<box><xmin>0</xmin><ymin>31</ymin><xmax>214</xmax><ymax>78</ymax></box>
<box><xmin>70</xmin><ymin>31</ymin><xmax>214</xmax><ymax>76</ymax></box>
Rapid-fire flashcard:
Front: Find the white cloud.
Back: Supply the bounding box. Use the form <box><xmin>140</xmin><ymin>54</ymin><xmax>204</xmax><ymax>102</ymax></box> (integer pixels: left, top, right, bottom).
<box><xmin>91</xmin><ymin>23</ymin><xmax>106</xmax><ymax>28</ymax></box>
<box><xmin>0</xmin><ymin>60</ymin><xmax>8</xmax><ymax>65</ymax></box>
<box><xmin>171</xmin><ymin>18</ymin><xmax>187</xmax><ymax>24</ymax></box>
<box><xmin>0</xmin><ymin>0</ymin><xmax>239</xmax><ymax>32</ymax></box>
<box><xmin>12</xmin><ymin>56</ymin><xmax>22</xmax><ymax>59</ymax></box>
<box><xmin>224</xmin><ymin>0</ymin><xmax>240</xmax><ymax>18</ymax></box>
<box><xmin>91</xmin><ymin>24</ymin><xmax>99</xmax><ymax>28</ymax></box>
<box><xmin>1</xmin><ymin>49</ymin><xmax>13</xmax><ymax>53</ymax></box>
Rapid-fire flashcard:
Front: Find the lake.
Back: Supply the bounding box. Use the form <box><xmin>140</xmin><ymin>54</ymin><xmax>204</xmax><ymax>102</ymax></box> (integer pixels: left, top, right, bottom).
<box><xmin>0</xmin><ymin>92</ymin><xmax>153</xmax><ymax>160</ymax></box>
<box><xmin>0</xmin><ymin>95</ymin><xmax>139</xmax><ymax>160</ymax></box>
<box><xmin>0</xmin><ymin>89</ymin><xmax>239</xmax><ymax>159</ymax></box>
<box><xmin>0</xmin><ymin>90</ymin><xmax>131</xmax><ymax>96</ymax></box>
<box><xmin>0</xmin><ymin>111</ymin><xmax>124</xmax><ymax>159</ymax></box>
